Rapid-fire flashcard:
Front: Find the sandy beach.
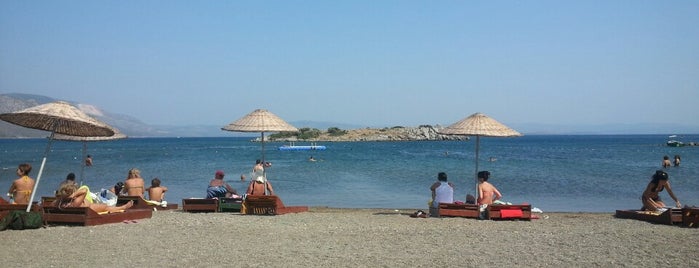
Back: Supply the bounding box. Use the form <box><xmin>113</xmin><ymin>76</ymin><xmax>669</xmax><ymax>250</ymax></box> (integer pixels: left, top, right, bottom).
<box><xmin>2</xmin><ymin>208</ymin><xmax>697</xmax><ymax>267</ymax></box>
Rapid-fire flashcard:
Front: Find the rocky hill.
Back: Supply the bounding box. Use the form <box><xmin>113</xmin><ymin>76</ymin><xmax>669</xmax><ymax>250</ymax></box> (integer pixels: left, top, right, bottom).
<box><xmin>269</xmin><ymin>125</ymin><xmax>467</xmax><ymax>142</ymax></box>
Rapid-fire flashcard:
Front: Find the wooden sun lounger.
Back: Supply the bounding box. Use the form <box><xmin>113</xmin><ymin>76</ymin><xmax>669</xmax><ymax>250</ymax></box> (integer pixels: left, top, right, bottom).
<box><xmin>487</xmin><ymin>204</ymin><xmax>532</xmax><ymax>220</ymax></box>
<box><xmin>615</xmin><ymin>208</ymin><xmax>683</xmax><ymax>226</ymax></box>
<box><xmin>42</xmin><ymin>205</ymin><xmax>153</xmax><ymax>226</ymax></box>
<box><xmin>243</xmin><ymin>195</ymin><xmax>309</xmax><ymax>215</ymax></box>
<box><xmin>182</xmin><ymin>198</ymin><xmax>218</xmax><ymax>213</ymax></box>
<box><xmin>437</xmin><ymin>203</ymin><xmax>480</xmax><ymax>218</ymax></box>
<box><xmin>0</xmin><ymin>197</ymin><xmax>41</xmax><ymax>212</ymax></box>
<box><xmin>218</xmin><ymin>197</ymin><xmax>243</xmax><ymax>212</ymax></box>
<box><xmin>682</xmin><ymin>208</ymin><xmax>699</xmax><ymax>228</ymax></box>
<box><xmin>117</xmin><ymin>196</ymin><xmax>178</xmax><ymax>210</ymax></box>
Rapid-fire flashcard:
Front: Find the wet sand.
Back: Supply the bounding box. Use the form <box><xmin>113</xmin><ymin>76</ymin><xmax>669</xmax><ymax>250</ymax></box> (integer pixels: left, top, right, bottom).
<box><xmin>2</xmin><ymin>208</ymin><xmax>697</xmax><ymax>267</ymax></box>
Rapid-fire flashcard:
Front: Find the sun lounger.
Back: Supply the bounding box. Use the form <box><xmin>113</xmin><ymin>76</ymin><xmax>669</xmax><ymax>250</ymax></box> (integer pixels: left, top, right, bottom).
<box><xmin>682</xmin><ymin>208</ymin><xmax>699</xmax><ymax>228</ymax></box>
<box><xmin>182</xmin><ymin>198</ymin><xmax>219</xmax><ymax>213</ymax></box>
<box><xmin>487</xmin><ymin>204</ymin><xmax>532</xmax><ymax>220</ymax></box>
<box><xmin>218</xmin><ymin>197</ymin><xmax>243</xmax><ymax>212</ymax></box>
<box><xmin>615</xmin><ymin>208</ymin><xmax>683</xmax><ymax>226</ymax></box>
<box><xmin>117</xmin><ymin>196</ymin><xmax>178</xmax><ymax>210</ymax></box>
<box><xmin>437</xmin><ymin>203</ymin><xmax>480</xmax><ymax>218</ymax></box>
<box><xmin>0</xmin><ymin>197</ymin><xmax>41</xmax><ymax>212</ymax></box>
<box><xmin>243</xmin><ymin>195</ymin><xmax>308</xmax><ymax>215</ymax></box>
<box><xmin>41</xmin><ymin>205</ymin><xmax>152</xmax><ymax>226</ymax></box>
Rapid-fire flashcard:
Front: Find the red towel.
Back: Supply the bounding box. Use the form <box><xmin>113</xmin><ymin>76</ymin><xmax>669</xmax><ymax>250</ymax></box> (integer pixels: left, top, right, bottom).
<box><xmin>500</xmin><ymin>209</ymin><xmax>523</xmax><ymax>218</ymax></box>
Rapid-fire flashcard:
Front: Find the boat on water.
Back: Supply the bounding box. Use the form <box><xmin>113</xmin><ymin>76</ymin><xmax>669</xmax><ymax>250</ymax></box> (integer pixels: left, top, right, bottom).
<box><xmin>667</xmin><ymin>135</ymin><xmax>685</xmax><ymax>147</ymax></box>
<box><xmin>278</xmin><ymin>142</ymin><xmax>327</xmax><ymax>151</ymax></box>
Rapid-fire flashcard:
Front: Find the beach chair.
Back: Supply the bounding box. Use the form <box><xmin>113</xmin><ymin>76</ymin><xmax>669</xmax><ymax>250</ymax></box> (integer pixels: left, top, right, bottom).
<box><xmin>243</xmin><ymin>195</ymin><xmax>308</xmax><ymax>215</ymax></box>
<box><xmin>486</xmin><ymin>204</ymin><xmax>532</xmax><ymax>220</ymax></box>
<box><xmin>682</xmin><ymin>208</ymin><xmax>699</xmax><ymax>228</ymax></box>
<box><xmin>182</xmin><ymin>198</ymin><xmax>218</xmax><ymax>213</ymax></box>
<box><xmin>218</xmin><ymin>197</ymin><xmax>243</xmax><ymax>212</ymax></box>
<box><xmin>615</xmin><ymin>208</ymin><xmax>683</xmax><ymax>226</ymax></box>
<box><xmin>41</xmin><ymin>205</ymin><xmax>152</xmax><ymax>226</ymax></box>
<box><xmin>437</xmin><ymin>203</ymin><xmax>480</xmax><ymax>218</ymax></box>
<box><xmin>117</xmin><ymin>196</ymin><xmax>178</xmax><ymax>210</ymax></box>
<box><xmin>0</xmin><ymin>197</ymin><xmax>41</xmax><ymax>212</ymax></box>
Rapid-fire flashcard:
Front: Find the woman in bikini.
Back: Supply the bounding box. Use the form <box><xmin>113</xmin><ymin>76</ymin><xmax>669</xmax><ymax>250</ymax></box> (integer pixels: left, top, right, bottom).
<box><xmin>7</xmin><ymin>163</ymin><xmax>35</xmax><ymax>204</ymax></box>
<box><xmin>53</xmin><ymin>183</ymin><xmax>133</xmax><ymax>213</ymax></box>
<box><xmin>246</xmin><ymin>173</ymin><xmax>274</xmax><ymax>196</ymax></box>
<box><xmin>642</xmin><ymin>170</ymin><xmax>681</xmax><ymax>211</ymax></box>
<box><xmin>123</xmin><ymin>168</ymin><xmax>145</xmax><ymax>197</ymax></box>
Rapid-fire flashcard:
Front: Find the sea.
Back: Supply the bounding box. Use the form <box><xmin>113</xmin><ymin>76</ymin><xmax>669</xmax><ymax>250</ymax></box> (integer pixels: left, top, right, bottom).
<box><xmin>1</xmin><ymin>135</ymin><xmax>697</xmax><ymax>212</ymax></box>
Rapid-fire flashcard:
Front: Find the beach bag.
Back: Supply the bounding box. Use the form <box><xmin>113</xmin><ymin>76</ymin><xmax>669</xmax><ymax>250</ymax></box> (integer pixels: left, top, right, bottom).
<box><xmin>2</xmin><ymin>210</ymin><xmax>43</xmax><ymax>230</ymax></box>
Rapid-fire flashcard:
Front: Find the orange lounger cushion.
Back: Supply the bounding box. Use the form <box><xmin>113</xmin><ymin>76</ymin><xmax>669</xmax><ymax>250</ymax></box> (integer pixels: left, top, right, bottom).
<box><xmin>500</xmin><ymin>209</ymin><xmax>523</xmax><ymax>219</ymax></box>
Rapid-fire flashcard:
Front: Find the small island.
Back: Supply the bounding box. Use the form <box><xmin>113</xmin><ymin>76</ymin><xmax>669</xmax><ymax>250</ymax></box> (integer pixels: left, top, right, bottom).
<box><xmin>267</xmin><ymin>125</ymin><xmax>468</xmax><ymax>142</ymax></box>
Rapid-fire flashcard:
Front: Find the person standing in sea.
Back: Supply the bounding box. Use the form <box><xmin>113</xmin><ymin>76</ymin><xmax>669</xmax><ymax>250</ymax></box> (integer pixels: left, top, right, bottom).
<box><xmin>662</xmin><ymin>156</ymin><xmax>671</xmax><ymax>168</ymax></box>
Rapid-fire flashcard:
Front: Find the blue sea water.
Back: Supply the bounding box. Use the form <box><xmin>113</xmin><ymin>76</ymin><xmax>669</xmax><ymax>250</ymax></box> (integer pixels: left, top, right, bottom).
<box><xmin>1</xmin><ymin>135</ymin><xmax>697</xmax><ymax>212</ymax></box>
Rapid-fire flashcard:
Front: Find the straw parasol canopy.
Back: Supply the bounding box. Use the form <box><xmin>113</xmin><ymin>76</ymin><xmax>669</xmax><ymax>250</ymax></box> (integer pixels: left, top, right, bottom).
<box><xmin>439</xmin><ymin>112</ymin><xmax>522</xmax><ymax>200</ymax></box>
<box><xmin>54</xmin><ymin>130</ymin><xmax>127</xmax><ymax>185</ymax></box>
<box><xmin>222</xmin><ymin>109</ymin><xmax>298</xmax><ymax>165</ymax></box>
<box><xmin>0</xmin><ymin>101</ymin><xmax>115</xmax><ymax>137</ymax></box>
<box><xmin>0</xmin><ymin>101</ymin><xmax>117</xmax><ymax>211</ymax></box>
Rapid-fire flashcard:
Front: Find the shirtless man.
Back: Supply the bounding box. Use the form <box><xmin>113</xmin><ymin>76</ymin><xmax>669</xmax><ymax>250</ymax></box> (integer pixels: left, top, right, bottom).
<box><xmin>477</xmin><ymin>171</ymin><xmax>502</xmax><ymax>205</ymax></box>
<box><xmin>123</xmin><ymin>168</ymin><xmax>145</xmax><ymax>197</ymax></box>
<box><xmin>7</xmin><ymin>163</ymin><xmax>35</xmax><ymax>204</ymax></box>
<box><xmin>146</xmin><ymin>177</ymin><xmax>168</xmax><ymax>202</ymax></box>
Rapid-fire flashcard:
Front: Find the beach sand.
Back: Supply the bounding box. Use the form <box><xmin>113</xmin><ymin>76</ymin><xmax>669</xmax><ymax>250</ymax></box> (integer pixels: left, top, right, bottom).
<box><xmin>2</xmin><ymin>208</ymin><xmax>697</xmax><ymax>267</ymax></box>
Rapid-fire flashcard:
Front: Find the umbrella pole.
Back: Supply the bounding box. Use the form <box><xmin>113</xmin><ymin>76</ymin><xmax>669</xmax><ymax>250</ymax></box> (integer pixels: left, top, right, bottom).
<box><xmin>79</xmin><ymin>141</ymin><xmax>86</xmax><ymax>186</ymax></box>
<box><xmin>26</xmin><ymin>132</ymin><xmax>55</xmax><ymax>212</ymax></box>
<box><xmin>260</xmin><ymin>132</ymin><xmax>265</xmax><ymax>163</ymax></box>
<box><xmin>474</xmin><ymin>136</ymin><xmax>480</xmax><ymax>200</ymax></box>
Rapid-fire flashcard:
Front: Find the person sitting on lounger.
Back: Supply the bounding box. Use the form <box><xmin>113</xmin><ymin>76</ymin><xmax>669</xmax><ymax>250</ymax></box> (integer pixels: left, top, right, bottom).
<box><xmin>477</xmin><ymin>171</ymin><xmax>502</xmax><ymax>206</ymax></box>
<box><xmin>146</xmin><ymin>177</ymin><xmax>168</xmax><ymax>202</ymax></box>
<box><xmin>53</xmin><ymin>183</ymin><xmax>133</xmax><ymax>213</ymax></box>
<box><xmin>430</xmin><ymin>172</ymin><xmax>454</xmax><ymax>207</ymax></box>
<box><xmin>246</xmin><ymin>173</ymin><xmax>274</xmax><ymax>196</ymax></box>
<box><xmin>641</xmin><ymin>170</ymin><xmax>681</xmax><ymax>211</ymax></box>
<box><xmin>207</xmin><ymin>170</ymin><xmax>238</xmax><ymax>198</ymax></box>
<box><xmin>109</xmin><ymin>181</ymin><xmax>125</xmax><ymax>196</ymax></box>
<box><xmin>7</xmin><ymin>163</ymin><xmax>35</xmax><ymax>204</ymax></box>
<box><xmin>124</xmin><ymin>168</ymin><xmax>146</xmax><ymax>197</ymax></box>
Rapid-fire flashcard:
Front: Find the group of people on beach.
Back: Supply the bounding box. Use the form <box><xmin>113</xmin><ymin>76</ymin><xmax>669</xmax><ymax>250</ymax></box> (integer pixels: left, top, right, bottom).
<box><xmin>427</xmin><ymin>166</ymin><xmax>683</xmax><ymax>215</ymax></box>
<box><xmin>206</xmin><ymin>159</ymin><xmax>275</xmax><ymax>199</ymax></box>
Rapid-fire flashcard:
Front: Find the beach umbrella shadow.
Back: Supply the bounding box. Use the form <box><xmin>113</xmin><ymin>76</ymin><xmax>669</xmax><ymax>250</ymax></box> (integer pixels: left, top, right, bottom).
<box><xmin>438</xmin><ymin>112</ymin><xmax>522</xmax><ymax>200</ymax></box>
<box><xmin>0</xmin><ymin>101</ymin><xmax>116</xmax><ymax>211</ymax></box>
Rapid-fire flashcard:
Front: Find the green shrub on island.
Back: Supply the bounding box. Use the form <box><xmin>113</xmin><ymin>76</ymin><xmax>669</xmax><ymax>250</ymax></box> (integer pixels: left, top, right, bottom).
<box><xmin>327</xmin><ymin>127</ymin><xmax>347</xmax><ymax>136</ymax></box>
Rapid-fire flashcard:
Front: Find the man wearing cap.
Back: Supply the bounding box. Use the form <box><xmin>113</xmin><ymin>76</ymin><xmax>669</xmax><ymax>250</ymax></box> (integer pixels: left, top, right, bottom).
<box><xmin>206</xmin><ymin>170</ymin><xmax>238</xmax><ymax>198</ymax></box>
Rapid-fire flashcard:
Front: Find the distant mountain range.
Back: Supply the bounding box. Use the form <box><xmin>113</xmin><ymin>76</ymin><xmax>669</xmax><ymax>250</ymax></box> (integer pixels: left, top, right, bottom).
<box><xmin>1</xmin><ymin>93</ymin><xmax>697</xmax><ymax>137</ymax></box>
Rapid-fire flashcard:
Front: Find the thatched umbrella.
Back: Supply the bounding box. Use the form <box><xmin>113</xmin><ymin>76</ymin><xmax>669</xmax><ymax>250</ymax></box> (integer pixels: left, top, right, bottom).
<box><xmin>221</xmin><ymin>109</ymin><xmax>298</xmax><ymax>163</ymax></box>
<box><xmin>0</xmin><ymin>101</ymin><xmax>115</xmax><ymax>211</ymax></box>
<box><xmin>54</xmin><ymin>130</ymin><xmax>127</xmax><ymax>185</ymax></box>
<box><xmin>438</xmin><ymin>112</ymin><xmax>522</xmax><ymax>199</ymax></box>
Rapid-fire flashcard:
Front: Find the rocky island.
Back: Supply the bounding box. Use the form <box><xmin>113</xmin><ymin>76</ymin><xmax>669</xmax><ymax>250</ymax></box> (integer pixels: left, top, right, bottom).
<box><xmin>267</xmin><ymin>125</ymin><xmax>468</xmax><ymax>142</ymax></box>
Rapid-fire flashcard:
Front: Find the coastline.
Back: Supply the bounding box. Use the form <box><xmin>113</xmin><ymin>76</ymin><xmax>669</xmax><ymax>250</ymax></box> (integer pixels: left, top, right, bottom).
<box><xmin>2</xmin><ymin>207</ymin><xmax>697</xmax><ymax>267</ymax></box>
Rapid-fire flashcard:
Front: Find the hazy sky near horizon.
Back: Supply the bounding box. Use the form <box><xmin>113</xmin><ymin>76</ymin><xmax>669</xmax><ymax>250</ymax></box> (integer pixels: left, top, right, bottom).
<box><xmin>1</xmin><ymin>1</ymin><xmax>698</xmax><ymax>128</ymax></box>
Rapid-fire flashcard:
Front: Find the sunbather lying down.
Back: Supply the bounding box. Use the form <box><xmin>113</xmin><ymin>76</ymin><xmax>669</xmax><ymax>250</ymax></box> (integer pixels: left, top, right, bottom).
<box><xmin>54</xmin><ymin>184</ymin><xmax>133</xmax><ymax>213</ymax></box>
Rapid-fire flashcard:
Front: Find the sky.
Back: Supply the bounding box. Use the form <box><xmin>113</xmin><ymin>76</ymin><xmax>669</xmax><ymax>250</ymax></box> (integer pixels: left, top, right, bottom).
<box><xmin>1</xmin><ymin>1</ymin><xmax>698</xmax><ymax>130</ymax></box>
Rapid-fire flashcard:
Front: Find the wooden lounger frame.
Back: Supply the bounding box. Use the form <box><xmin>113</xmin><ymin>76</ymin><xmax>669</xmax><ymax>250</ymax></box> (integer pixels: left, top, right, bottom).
<box><xmin>437</xmin><ymin>203</ymin><xmax>480</xmax><ymax>218</ymax></box>
<box><xmin>486</xmin><ymin>204</ymin><xmax>532</xmax><ymax>220</ymax></box>
<box><xmin>182</xmin><ymin>198</ymin><xmax>218</xmax><ymax>213</ymax></box>
<box><xmin>117</xmin><ymin>196</ymin><xmax>178</xmax><ymax>210</ymax></box>
<box><xmin>42</xmin><ymin>206</ymin><xmax>153</xmax><ymax>226</ymax></box>
<box><xmin>0</xmin><ymin>198</ymin><xmax>41</xmax><ymax>212</ymax></box>
<box><xmin>615</xmin><ymin>208</ymin><xmax>683</xmax><ymax>225</ymax></box>
<box><xmin>243</xmin><ymin>195</ymin><xmax>309</xmax><ymax>215</ymax></box>
<box><xmin>682</xmin><ymin>208</ymin><xmax>699</xmax><ymax>228</ymax></box>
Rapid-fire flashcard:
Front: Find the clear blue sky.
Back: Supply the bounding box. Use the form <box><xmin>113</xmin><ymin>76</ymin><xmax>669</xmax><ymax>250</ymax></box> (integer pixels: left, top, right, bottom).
<box><xmin>2</xmin><ymin>1</ymin><xmax>698</xmax><ymax>129</ymax></box>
